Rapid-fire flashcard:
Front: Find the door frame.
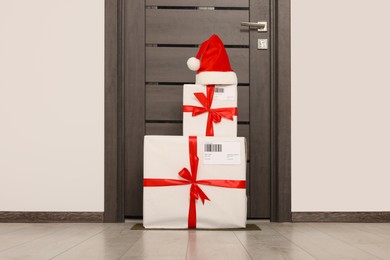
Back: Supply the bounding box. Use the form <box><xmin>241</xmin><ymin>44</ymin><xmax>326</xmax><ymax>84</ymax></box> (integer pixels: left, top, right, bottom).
<box><xmin>104</xmin><ymin>0</ymin><xmax>291</xmax><ymax>222</ymax></box>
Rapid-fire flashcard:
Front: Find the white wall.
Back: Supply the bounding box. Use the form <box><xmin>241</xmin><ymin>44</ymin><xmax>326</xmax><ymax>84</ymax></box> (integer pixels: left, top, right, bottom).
<box><xmin>1</xmin><ymin>0</ymin><xmax>388</xmax><ymax>213</ymax></box>
<box><xmin>292</xmin><ymin>0</ymin><xmax>390</xmax><ymax>211</ymax></box>
<box><xmin>0</xmin><ymin>0</ymin><xmax>104</xmax><ymax>211</ymax></box>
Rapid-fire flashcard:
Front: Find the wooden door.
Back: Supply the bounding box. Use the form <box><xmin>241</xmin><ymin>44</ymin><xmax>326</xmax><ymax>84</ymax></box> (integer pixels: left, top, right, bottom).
<box><xmin>124</xmin><ymin>0</ymin><xmax>271</xmax><ymax>218</ymax></box>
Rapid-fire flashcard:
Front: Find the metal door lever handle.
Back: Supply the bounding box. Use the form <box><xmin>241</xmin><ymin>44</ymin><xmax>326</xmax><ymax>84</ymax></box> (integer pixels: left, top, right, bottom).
<box><xmin>241</xmin><ymin>21</ymin><xmax>267</xmax><ymax>32</ymax></box>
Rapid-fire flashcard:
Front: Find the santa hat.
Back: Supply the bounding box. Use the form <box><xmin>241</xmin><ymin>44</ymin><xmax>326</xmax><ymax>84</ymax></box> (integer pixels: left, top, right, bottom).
<box><xmin>187</xmin><ymin>34</ymin><xmax>237</xmax><ymax>85</ymax></box>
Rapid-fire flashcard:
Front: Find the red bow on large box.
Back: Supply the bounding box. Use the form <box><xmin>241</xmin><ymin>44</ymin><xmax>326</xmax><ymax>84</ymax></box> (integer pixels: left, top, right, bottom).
<box><xmin>143</xmin><ymin>136</ymin><xmax>246</xmax><ymax>229</ymax></box>
<box><xmin>182</xmin><ymin>85</ymin><xmax>238</xmax><ymax>136</ymax></box>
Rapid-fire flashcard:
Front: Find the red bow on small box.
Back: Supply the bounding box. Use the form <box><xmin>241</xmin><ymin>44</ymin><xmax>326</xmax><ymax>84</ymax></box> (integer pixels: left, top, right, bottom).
<box><xmin>144</xmin><ymin>136</ymin><xmax>246</xmax><ymax>229</ymax></box>
<box><xmin>183</xmin><ymin>85</ymin><xmax>238</xmax><ymax>136</ymax></box>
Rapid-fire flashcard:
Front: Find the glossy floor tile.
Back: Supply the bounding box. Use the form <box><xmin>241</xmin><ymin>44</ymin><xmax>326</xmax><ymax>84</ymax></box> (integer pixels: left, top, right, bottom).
<box><xmin>307</xmin><ymin>223</ymin><xmax>390</xmax><ymax>259</ymax></box>
<box><xmin>53</xmin><ymin>223</ymin><xmax>144</xmax><ymax>260</ymax></box>
<box><xmin>271</xmin><ymin>223</ymin><xmax>377</xmax><ymax>260</ymax></box>
<box><xmin>234</xmin><ymin>224</ymin><xmax>317</xmax><ymax>260</ymax></box>
<box><xmin>187</xmin><ymin>230</ymin><xmax>251</xmax><ymax>260</ymax></box>
<box><xmin>120</xmin><ymin>230</ymin><xmax>188</xmax><ymax>259</ymax></box>
<box><xmin>0</xmin><ymin>221</ymin><xmax>389</xmax><ymax>259</ymax></box>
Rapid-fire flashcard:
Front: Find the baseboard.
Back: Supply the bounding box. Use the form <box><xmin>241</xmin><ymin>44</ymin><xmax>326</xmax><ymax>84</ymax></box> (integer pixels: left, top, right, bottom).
<box><xmin>292</xmin><ymin>212</ymin><xmax>390</xmax><ymax>223</ymax></box>
<box><xmin>0</xmin><ymin>211</ymin><xmax>104</xmax><ymax>223</ymax></box>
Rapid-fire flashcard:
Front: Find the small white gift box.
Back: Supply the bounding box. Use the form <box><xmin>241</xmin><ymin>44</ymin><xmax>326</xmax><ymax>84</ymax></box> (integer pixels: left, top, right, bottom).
<box><xmin>183</xmin><ymin>84</ymin><xmax>238</xmax><ymax>137</ymax></box>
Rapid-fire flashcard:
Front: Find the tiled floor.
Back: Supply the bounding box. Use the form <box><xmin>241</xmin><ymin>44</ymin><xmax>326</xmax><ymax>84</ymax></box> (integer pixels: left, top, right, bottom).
<box><xmin>0</xmin><ymin>221</ymin><xmax>390</xmax><ymax>259</ymax></box>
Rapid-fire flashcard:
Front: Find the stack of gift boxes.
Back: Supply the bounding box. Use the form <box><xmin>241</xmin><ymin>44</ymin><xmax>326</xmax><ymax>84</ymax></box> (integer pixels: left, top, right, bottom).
<box><xmin>143</xmin><ymin>35</ymin><xmax>247</xmax><ymax>229</ymax></box>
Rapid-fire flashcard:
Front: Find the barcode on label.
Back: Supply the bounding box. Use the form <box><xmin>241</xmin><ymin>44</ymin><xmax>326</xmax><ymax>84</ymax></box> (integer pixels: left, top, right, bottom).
<box><xmin>214</xmin><ymin>88</ymin><xmax>224</xmax><ymax>93</ymax></box>
<box><xmin>204</xmin><ymin>143</ymin><xmax>222</xmax><ymax>152</ymax></box>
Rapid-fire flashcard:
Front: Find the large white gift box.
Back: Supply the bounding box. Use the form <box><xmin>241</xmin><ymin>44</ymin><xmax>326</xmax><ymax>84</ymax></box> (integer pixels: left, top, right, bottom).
<box><xmin>183</xmin><ymin>84</ymin><xmax>238</xmax><ymax>137</ymax></box>
<box><xmin>143</xmin><ymin>135</ymin><xmax>247</xmax><ymax>229</ymax></box>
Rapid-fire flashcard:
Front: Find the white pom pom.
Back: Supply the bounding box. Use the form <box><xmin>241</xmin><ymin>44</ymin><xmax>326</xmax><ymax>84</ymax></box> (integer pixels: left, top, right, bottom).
<box><xmin>187</xmin><ymin>57</ymin><xmax>200</xmax><ymax>71</ymax></box>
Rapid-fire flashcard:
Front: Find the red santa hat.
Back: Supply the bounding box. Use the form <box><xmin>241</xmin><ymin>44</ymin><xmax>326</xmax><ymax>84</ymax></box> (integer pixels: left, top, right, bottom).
<box><xmin>187</xmin><ymin>34</ymin><xmax>237</xmax><ymax>85</ymax></box>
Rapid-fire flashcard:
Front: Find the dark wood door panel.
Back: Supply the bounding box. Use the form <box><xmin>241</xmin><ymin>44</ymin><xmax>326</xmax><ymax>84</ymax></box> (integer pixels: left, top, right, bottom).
<box><xmin>108</xmin><ymin>0</ymin><xmax>291</xmax><ymax>223</ymax></box>
<box><xmin>146</xmin><ymin>85</ymin><xmax>249</xmax><ymax>122</ymax></box>
<box><xmin>123</xmin><ymin>0</ymin><xmax>273</xmax><ymax>220</ymax></box>
<box><xmin>146</xmin><ymin>47</ymin><xmax>249</xmax><ymax>83</ymax></box>
<box><xmin>146</xmin><ymin>9</ymin><xmax>248</xmax><ymax>45</ymax></box>
<box><xmin>146</xmin><ymin>0</ymin><xmax>249</xmax><ymax>7</ymax></box>
<box><xmin>249</xmin><ymin>0</ymin><xmax>271</xmax><ymax>218</ymax></box>
<box><xmin>246</xmin><ymin>162</ymin><xmax>251</xmax><ymax>216</ymax></box>
<box><xmin>123</xmin><ymin>0</ymin><xmax>145</xmax><ymax>218</ymax></box>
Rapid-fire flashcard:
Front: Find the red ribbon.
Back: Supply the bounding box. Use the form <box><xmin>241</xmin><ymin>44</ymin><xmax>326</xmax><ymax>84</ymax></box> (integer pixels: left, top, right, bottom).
<box><xmin>144</xmin><ymin>136</ymin><xmax>246</xmax><ymax>229</ymax></box>
<box><xmin>182</xmin><ymin>85</ymin><xmax>238</xmax><ymax>136</ymax></box>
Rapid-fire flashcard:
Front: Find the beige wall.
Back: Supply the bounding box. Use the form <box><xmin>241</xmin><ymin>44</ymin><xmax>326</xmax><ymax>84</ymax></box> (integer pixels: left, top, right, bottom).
<box><xmin>0</xmin><ymin>0</ymin><xmax>104</xmax><ymax>211</ymax></box>
<box><xmin>292</xmin><ymin>0</ymin><xmax>390</xmax><ymax>211</ymax></box>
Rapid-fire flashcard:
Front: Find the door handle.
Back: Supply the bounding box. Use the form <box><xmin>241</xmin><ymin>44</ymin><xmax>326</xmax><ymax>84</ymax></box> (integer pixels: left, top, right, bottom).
<box><xmin>241</xmin><ymin>21</ymin><xmax>267</xmax><ymax>32</ymax></box>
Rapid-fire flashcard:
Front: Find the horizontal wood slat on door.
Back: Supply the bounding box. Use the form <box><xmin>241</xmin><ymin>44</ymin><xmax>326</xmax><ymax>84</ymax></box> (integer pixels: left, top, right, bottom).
<box><xmin>146</xmin><ymin>85</ymin><xmax>249</xmax><ymax>122</ymax></box>
<box><xmin>146</xmin><ymin>85</ymin><xmax>182</xmax><ymax>120</ymax></box>
<box><xmin>145</xmin><ymin>123</ymin><xmax>250</xmax><ymax>157</ymax></box>
<box><xmin>146</xmin><ymin>0</ymin><xmax>249</xmax><ymax>8</ymax></box>
<box><xmin>145</xmin><ymin>123</ymin><xmax>182</xmax><ymax>135</ymax></box>
<box><xmin>146</xmin><ymin>47</ymin><xmax>249</xmax><ymax>83</ymax></box>
<box><xmin>146</xmin><ymin>9</ymin><xmax>248</xmax><ymax>45</ymax></box>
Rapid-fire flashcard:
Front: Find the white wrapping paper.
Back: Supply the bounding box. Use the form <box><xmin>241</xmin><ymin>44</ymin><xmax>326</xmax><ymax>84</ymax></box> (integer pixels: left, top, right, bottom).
<box><xmin>183</xmin><ymin>84</ymin><xmax>238</xmax><ymax>137</ymax></box>
<box><xmin>143</xmin><ymin>135</ymin><xmax>247</xmax><ymax>229</ymax></box>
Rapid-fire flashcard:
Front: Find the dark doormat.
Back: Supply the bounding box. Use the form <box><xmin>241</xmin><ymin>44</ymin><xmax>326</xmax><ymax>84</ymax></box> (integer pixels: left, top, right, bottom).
<box><xmin>131</xmin><ymin>223</ymin><xmax>261</xmax><ymax>231</ymax></box>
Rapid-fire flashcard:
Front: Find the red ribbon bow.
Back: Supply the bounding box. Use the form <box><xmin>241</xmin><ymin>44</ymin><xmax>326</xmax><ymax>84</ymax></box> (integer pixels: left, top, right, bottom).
<box><xmin>144</xmin><ymin>136</ymin><xmax>246</xmax><ymax>229</ymax></box>
<box><xmin>183</xmin><ymin>85</ymin><xmax>238</xmax><ymax>136</ymax></box>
